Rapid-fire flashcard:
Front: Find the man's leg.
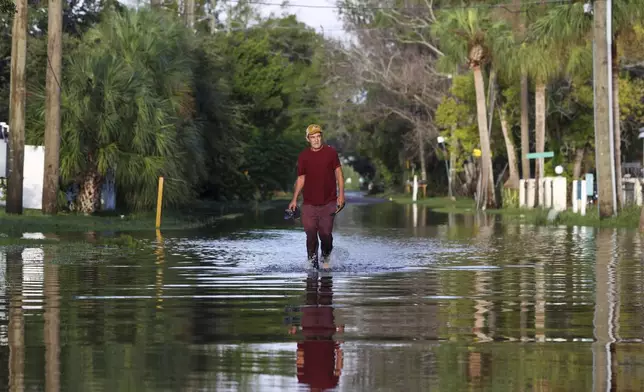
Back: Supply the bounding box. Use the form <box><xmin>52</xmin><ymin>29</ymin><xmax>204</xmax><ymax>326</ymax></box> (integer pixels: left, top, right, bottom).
<box><xmin>301</xmin><ymin>204</ymin><xmax>320</xmax><ymax>260</ymax></box>
<box><xmin>318</xmin><ymin>202</ymin><xmax>337</xmax><ymax>258</ymax></box>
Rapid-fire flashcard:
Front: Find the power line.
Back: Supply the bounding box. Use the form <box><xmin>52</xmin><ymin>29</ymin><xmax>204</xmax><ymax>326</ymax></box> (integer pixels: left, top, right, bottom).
<box><xmin>227</xmin><ymin>0</ymin><xmax>583</xmax><ymax>11</ymax></box>
<box><xmin>217</xmin><ymin>0</ymin><xmax>588</xmax><ymax>33</ymax></box>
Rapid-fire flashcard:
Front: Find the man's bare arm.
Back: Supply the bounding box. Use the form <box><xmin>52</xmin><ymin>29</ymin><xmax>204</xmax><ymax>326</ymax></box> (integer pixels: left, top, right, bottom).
<box><xmin>290</xmin><ymin>175</ymin><xmax>305</xmax><ymax>206</ymax></box>
<box><xmin>335</xmin><ymin>167</ymin><xmax>345</xmax><ymax>203</ymax></box>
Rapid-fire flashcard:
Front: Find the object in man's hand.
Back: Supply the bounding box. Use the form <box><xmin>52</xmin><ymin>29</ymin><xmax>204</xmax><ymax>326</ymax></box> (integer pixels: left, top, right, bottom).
<box><xmin>330</xmin><ymin>203</ymin><xmax>345</xmax><ymax>216</ymax></box>
<box><xmin>284</xmin><ymin>207</ymin><xmax>301</xmax><ymax>220</ymax></box>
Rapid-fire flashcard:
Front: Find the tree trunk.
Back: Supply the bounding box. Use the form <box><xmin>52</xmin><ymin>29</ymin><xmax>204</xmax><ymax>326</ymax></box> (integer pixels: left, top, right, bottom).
<box><xmin>472</xmin><ymin>66</ymin><xmax>495</xmax><ymax>209</ymax></box>
<box><xmin>486</xmin><ymin>70</ymin><xmax>497</xmax><ymax>205</ymax></box>
<box><xmin>535</xmin><ymin>82</ymin><xmax>546</xmax><ymax>179</ymax></box>
<box><xmin>183</xmin><ymin>0</ymin><xmax>195</xmax><ymax>29</ymax></box>
<box><xmin>449</xmin><ymin>135</ymin><xmax>458</xmax><ymax>198</ymax></box>
<box><xmin>534</xmin><ymin>82</ymin><xmax>546</xmax><ymax>208</ymax></box>
<box><xmin>520</xmin><ymin>74</ymin><xmax>530</xmax><ymax>179</ymax></box>
<box><xmin>612</xmin><ymin>43</ymin><xmax>622</xmax><ymax>211</ymax></box>
<box><xmin>7</xmin><ymin>250</ymin><xmax>25</xmax><ymax>392</ymax></box>
<box><xmin>499</xmin><ymin>108</ymin><xmax>519</xmax><ymax>189</ymax></box>
<box><xmin>512</xmin><ymin>0</ymin><xmax>530</xmax><ymax>180</ymax></box>
<box><xmin>78</xmin><ymin>170</ymin><xmax>102</xmax><ymax>214</ymax></box>
<box><xmin>464</xmin><ymin>159</ymin><xmax>476</xmax><ymax>196</ymax></box>
<box><xmin>6</xmin><ymin>0</ymin><xmax>28</xmax><ymax>214</ymax></box>
<box><xmin>42</xmin><ymin>0</ymin><xmax>63</xmax><ymax>215</ymax></box>
<box><xmin>150</xmin><ymin>0</ymin><xmax>162</xmax><ymax>7</ymax></box>
<box><xmin>44</xmin><ymin>248</ymin><xmax>60</xmax><ymax>392</ymax></box>
<box><xmin>417</xmin><ymin>129</ymin><xmax>427</xmax><ymax>182</ymax></box>
<box><xmin>573</xmin><ymin>147</ymin><xmax>585</xmax><ymax>179</ymax></box>
<box><xmin>593</xmin><ymin>0</ymin><xmax>616</xmax><ymax>218</ymax></box>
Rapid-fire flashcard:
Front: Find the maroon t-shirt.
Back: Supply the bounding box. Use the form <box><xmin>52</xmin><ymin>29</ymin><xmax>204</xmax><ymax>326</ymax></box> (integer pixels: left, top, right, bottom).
<box><xmin>297</xmin><ymin>145</ymin><xmax>341</xmax><ymax>206</ymax></box>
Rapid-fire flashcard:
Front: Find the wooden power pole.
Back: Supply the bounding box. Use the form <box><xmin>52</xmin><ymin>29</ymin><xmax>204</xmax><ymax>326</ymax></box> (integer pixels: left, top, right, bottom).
<box><xmin>7</xmin><ymin>0</ymin><xmax>28</xmax><ymax>214</ymax></box>
<box><xmin>42</xmin><ymin>0</ymin><xmax>63</xmax><ymax>214</ymax></box>
<box><xmin>184</xmin><ymin>0</ymin><xmax>195</xmax><ymax>29</ymax></box>
<box><xmin>593</xmin><ymin>0</ymin><xmax>616</xmax><ymax>218</ymax></box>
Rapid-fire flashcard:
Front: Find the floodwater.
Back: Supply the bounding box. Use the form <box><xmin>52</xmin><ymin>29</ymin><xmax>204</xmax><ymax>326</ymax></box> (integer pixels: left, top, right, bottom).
<box><xmin>1</xmin><ymin>192</ymin><xmax>643</xmax><ymax>391</ymax></box>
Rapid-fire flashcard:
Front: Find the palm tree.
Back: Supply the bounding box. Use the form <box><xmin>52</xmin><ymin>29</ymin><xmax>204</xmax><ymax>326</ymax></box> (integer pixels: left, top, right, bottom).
<box><xmin>28</xmin><ymin>9</ymin><xmax>205</xmax><ymax>213</ymax></box>
<box><xmin>518</xmin><ymin>42</ymin><xmax>562</xmax><ymax>183</ymax></box>
<box><xmin>431</xmin><ymin>8</ymin><xmax>512</xmax><ymax>209</ymax></box>
<box><xmin>508</xmin><ymin>0</ymin><xmax>531</xmax><ymax>181</ymax></box>
<box><xmin>531</xmin><ymin>0</ymin><xmax>644</xmax><ymax>210</ymax></box>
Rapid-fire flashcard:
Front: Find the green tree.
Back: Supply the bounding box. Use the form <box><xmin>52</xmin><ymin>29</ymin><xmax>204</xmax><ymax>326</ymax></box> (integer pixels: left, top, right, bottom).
<box><xmin>431</xmin><ymin>8</ymin><xmax>512</xmax><ymax>208</ymax></box>
<box><xmin>27</xmin><ymin>8</ymin><xmax>204</xmax><ymax>212</ymax></box>
<box><xmin>436</xmin><ymin>74</ymin><xmax>480</xmax><ymax>196</ymax></box>
<box><xmin>0</xmin><ymin>0</ymin><xmax>14</xmax><ymax>13</ymax></box>
<box><xmin>217</xmin><ymin>16</ymin><xmax>330</xmax><ymax>199</ymax></box>
<box><xmin>532</xmin><ymin>0</ymin><xmax>644</xmax><ymax>210</ymax></box>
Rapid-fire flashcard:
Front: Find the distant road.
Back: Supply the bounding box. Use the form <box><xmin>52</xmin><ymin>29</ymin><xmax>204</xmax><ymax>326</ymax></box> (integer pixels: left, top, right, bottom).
<box><xmin>345</xmin><ymin>190</ymin><xmax>387</xmax><ymax>204</ymax></box>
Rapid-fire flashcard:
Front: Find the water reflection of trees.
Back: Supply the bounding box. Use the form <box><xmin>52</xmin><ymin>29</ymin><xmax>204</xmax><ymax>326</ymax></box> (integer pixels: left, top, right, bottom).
<box><xmin>7</xmin><ymin>249</ymin><xmax>24</xmax><ymax>392</ymax></box>
<box><xmin>3</xmin><ymin>220</ymin><xmax>644</xmax><ymax>390</ymax></box>
<box><xmin>431</xmin><ymin>218</ymin><xmax>644</xmax><ymax>390</ymax></box>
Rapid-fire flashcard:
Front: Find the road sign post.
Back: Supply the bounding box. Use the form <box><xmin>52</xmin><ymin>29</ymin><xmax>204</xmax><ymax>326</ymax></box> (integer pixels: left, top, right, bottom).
<box><xmin>526</xmin><ymin>151</ymin><xmax>554</xmax><ymax>160</ymax></box>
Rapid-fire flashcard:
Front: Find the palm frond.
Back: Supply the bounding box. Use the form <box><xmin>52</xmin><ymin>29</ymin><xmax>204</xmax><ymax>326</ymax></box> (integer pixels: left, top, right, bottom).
<box><xmin>529</xmin><ymin>2</ymin><xmax>591</xmax><ymax>44</ymax></box>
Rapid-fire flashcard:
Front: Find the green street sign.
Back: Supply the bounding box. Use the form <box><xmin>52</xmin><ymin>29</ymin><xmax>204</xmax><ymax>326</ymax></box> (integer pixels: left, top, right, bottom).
<box><xmin>526</xmin><ymin>151</ymin><xmax>554</xmax><ymax>159</ymax></box>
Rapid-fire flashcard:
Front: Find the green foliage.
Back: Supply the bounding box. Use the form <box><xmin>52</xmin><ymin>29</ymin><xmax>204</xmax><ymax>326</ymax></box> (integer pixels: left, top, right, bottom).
<box><xmin>342</xmin><ymin>164</ymin><xmax>361</xmax><ymax>191</ymax></box>
<box><xmin>435</xmin><ymin>74</ymin><xmax>479</xmax><ymax>173</ymax></box>
<box><xmin>190</xmin><ymin>36</ymin><xmax>249</xmax><ymax>201</ymax></box>
<box><xmin>12</xmin><ymin>6</ymin><xmax>331</xmax><ymax>211</ymax></box>
<box><xmin>211</xmin><ymin>15</ymin><xmax>330</xmax><ymax>200</ymax></box>
<box><xmin>3</xmin><ymin>0</ymin><xmax>643</xmax><ymax>209</ymax></box>
<box><xmin>244</xmin><ymin>134</ymin><xmax>301</xmax><ymax>200</ymax></box>
<box><xmin>27</xmin><ymin>9</ymin><xmax>204</xmax><ymax>211</ymax></box>
<box><xmin>0</xmin><ymin>0</ymin><xmax>14</xmax><ymax>14</ymax></box>
<box><xmin>502</xmin><ymin>187</ymin><xmax>519</xmax><ymax>209</ymax></box>
<box><xmin>620</xmin><ymin>75</ymin><xmax>644</xmax><ymax>127</ymax></box>
<box><xmin>345</xmin><ymin>114</ymin><xmax>409</xmax><ymax>187</ymax></box>
<box><xmin>372</xmin><ymin>158</ymin><xmax>395</xmax><ymax>189</ymax></box>
<box><xmin>431</xmin><ymin>8</ymin><xmax>513</xmax><ymax>73</ymax></box>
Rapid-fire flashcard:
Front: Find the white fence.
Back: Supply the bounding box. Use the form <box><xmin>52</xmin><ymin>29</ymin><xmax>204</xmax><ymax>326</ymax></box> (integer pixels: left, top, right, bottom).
<box><xmin>519</xmin><ymin>175</ymin><xmax>644</xmax><ymax>216</ymax></box>
<box><xmin>0</xmin><ymin>141</ymin><xmax>117</xmax><ymax>211</ymax></box>
<box><xmin>519</xmin><ymin>177</ymin><xmax>567</xmax><ymax>211</ymax></box>
<box><xmin>0</xmin><ymin>145</ymin><xmax>45</xmax><ymax>210</ymax></box>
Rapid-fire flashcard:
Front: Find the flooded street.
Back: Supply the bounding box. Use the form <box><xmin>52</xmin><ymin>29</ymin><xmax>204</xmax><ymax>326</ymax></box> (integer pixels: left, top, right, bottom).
<box><xmin>1</xmin><ymin>193</ymin><xmax>643</xmax><ymax>391</ymax></box>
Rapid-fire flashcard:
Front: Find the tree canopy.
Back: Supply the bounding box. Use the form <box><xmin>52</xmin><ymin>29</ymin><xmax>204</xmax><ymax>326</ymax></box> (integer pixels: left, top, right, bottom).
<box><xmin>1</xmin><ymin>0</ymin><xmax>644</xmax><ymax>212</ymax></box>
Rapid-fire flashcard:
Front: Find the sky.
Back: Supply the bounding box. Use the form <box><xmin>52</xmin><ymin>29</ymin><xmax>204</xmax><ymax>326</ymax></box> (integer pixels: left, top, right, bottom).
<box><xmin>251</xmin><ymin>0</ymin><xmax>349</xmax><ymax>40</ymax></box>
<box><xmin>119</xmin><ymin>0</ymin><xmax>349</xmax><ymax>40</ymax></box>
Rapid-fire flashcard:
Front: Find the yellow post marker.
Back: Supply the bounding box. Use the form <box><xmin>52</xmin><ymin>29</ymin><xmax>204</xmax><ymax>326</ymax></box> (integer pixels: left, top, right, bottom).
<box><xmin>155</xmin><ymin>176</ymin><xmax>164</xmax><ymax>229</ymax></box>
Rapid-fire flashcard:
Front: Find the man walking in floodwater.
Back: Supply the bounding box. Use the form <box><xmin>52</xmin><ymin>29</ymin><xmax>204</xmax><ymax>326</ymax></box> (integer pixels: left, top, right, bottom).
<box><xmin>289</xmin><ymin>124</ymin><xmax>345</xmax><ymax>267</ymax></box>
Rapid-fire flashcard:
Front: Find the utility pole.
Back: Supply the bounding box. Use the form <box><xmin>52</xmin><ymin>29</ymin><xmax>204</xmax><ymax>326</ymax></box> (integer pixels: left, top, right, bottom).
<box><xmin>183</xmin><ymin>0</ymin><xmax>195</xmax><ymax>29</ymax></box>
<box><xmin>593</xmin><ymin>0</ymin><xmax>616</xmax><ymax>218</ymax></box>
<box><xmin>7</xmin><ymin>0</ymin><xmax>28</xmax><ymax>214</ymax></box>
<box><xmin>42</xmin><ymin>0</ymin><xmax>63</xmax><ymax>214</ymax></box>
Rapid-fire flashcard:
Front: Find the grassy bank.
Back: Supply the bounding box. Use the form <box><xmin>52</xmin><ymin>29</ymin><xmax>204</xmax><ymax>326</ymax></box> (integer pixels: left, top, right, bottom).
<box><xmin>382</xmin><ymin>192</ymin><xmax>641</xmax><ymax>229</ymax></box>
<box><xmin>0</xmin><ymin>199</ymin><xmax>284</xmax><ymax>235</ymax></box>
<box><xmin>379</xmin><ymin>193</ymin><xmax>476</xmax><ymax>211</ymax></box>
<box><xmin>484</xmin><ymin>205</ymin><xmax>641</xmax><ymax>229</ymax></box>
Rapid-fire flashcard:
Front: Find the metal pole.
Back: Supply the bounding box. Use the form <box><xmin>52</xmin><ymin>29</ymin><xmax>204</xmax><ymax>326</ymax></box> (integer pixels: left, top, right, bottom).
<box><xmin>607</xmin><ymin>0</ymin><xmax>617</xmax><ymax>216</ymax></box>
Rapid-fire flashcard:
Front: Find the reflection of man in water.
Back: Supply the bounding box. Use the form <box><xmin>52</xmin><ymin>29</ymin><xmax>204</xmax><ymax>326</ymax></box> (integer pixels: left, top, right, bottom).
<box><xmin>289</xmin><ymin>273</ymin><xmax>344</xmax><ymax>390</ymax></box>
